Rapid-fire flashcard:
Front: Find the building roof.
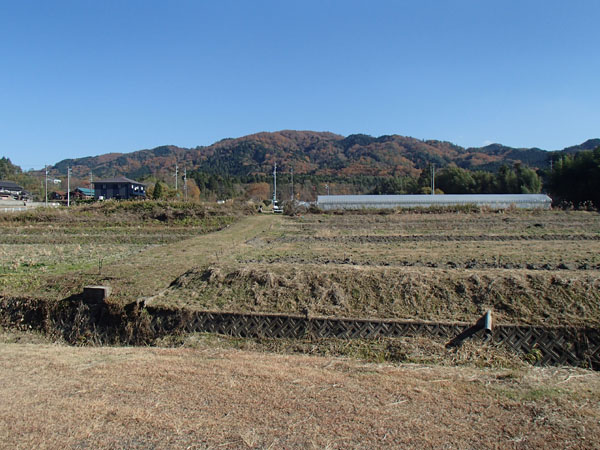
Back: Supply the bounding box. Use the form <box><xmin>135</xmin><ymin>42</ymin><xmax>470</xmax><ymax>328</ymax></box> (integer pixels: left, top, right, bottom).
<box><xmin>74</xmin><ymin>187</ymin><xmax>94</xmax><ymax>195</ymax></box>
<box><xmin>0</xmin><ymin>180</ymin><xmax>24</xmax><ymax>190</ymax></box>
<box><xmin>92</xmin><ymin>176</ymin><xmax>146</xmax><ymax>185</ymax></box>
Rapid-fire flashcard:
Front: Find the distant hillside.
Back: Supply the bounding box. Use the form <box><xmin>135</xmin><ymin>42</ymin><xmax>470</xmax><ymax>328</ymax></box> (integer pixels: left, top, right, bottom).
<box><xmin>560</xmin><ymin>139</ymin><xmax>600</xmax><ymax>154</ymax></box>
<box><xmin>47</xmin><ymin>131</ymin><xmax>598</xmax><ymax>180</ymax></box>
<box><xmin>0</xmin><ymin>157</ymin><xmax>22</xmax><ymax>180</ymax></box>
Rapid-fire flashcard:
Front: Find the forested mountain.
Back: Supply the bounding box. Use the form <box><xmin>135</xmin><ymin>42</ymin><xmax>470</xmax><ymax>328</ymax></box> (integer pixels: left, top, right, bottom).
<box><xmin>560</xmin><ymin>139</ymin><xmax>600</xmax><ymax>154</ymax></box>
<box><xmin>46</xmin><ymin>130</ymin><xmax>591</xmax><ymax>180</ymax></box>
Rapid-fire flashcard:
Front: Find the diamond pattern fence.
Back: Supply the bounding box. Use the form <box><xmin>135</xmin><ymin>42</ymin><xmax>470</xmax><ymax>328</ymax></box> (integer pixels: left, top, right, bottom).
<box><xmin>143</xmin><ymin>307</ymin><xmax>600</xmax><ymax>369</ymax></box>
<box><xmin>1</xmin><ymin>297</ymin><xmax>598</xmax><ymax>369</ymax></box>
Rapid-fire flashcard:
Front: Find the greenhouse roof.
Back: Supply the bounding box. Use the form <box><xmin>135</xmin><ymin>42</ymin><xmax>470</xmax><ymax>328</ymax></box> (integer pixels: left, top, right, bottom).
<box><xmin>317</xmin><ymin>194</ymin><xmax>551</xmax><ymax>204</ymax></box>
<box><xmin>316</xmin><ymin>194</ymin><xmax>552</xmax><ymax>210</ymax></box>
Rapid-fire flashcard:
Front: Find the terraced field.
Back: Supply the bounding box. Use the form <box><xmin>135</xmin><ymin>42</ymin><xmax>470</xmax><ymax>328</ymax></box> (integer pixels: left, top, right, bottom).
<box><xmin>2</xmin><ymin>206</ymin><xmax>600</xmax><ymax>448</ymax></box>
<box><xmin>156</xmin><ymin>210</ymin><xmax>600</xmax><ymax>328</ymax></box>
<box><xmin>2</xmin><ymin>207</ymin><xmax>599</xmax><ymax>327</ymax></box>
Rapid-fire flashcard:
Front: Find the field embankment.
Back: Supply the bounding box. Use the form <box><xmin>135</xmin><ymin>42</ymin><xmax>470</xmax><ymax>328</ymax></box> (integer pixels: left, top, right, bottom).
<box><xmin>165</xmin><ymin>264</ymin><xmax>600</xmax><ymax>327</ymax></box>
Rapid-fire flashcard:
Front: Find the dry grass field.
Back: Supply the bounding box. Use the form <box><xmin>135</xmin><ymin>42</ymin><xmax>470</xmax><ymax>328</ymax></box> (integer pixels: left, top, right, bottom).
<box><xmin>1</xmin><ymin>205</ymin><xmax>600</xmax><ymax>448</ymax></box>
<box><xmin>3</xmin><ymin>205</ymin><xmax>599</xmax><ymax>328</ymax></box>
<box><xmin>154</xmin><ymin>210</ymin><xmax>600</xmax><ymax>328</ymax></box>
<box><xmin>1</xmin><ymin>331</ymin><xmax>599</xmax><ymax>449</ymax></box>
<box><xmin>0</xmin><ymin>201</ymin><xmax>247</xmax><ymax>300</ymax></box>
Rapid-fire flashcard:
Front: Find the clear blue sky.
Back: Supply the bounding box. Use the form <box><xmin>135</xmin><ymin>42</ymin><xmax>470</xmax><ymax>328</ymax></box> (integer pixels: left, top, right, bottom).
<box><xmin>1</xmin><ymin>0</ymin><xmax>598</xmax><ymax>170</ymax></box>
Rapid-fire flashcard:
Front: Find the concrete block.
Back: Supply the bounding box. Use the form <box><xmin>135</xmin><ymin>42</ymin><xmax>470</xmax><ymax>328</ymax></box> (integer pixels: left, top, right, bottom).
<box><xmin>83</xmin><ymin>285</ymin><xmax>111</xmax><ymax>305</ymax></box>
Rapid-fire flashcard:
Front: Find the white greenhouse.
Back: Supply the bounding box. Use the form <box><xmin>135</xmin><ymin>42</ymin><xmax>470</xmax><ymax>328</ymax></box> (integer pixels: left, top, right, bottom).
<box><xmin>316</xmin><ymin>194</ymin><xmax>552</xmax><ymax>210</ymax></box>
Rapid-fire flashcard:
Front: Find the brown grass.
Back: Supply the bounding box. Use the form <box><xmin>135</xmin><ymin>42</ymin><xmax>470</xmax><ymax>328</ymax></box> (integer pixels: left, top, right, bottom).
<box><xmin>2</xmin><ymin>210</ymin><xmax>600</xmax><ymax>447</ymax></box>
<box><xmin>0</xmin><ymin>200</ymin><xmax>255</xmax><ymax>300</ymax></box>
<box><xmin>0</xmin><ymin>339</ymin><xmax>598</xmax><ymax>449</ymax></box>
<box><xmin>3</xmin><ymin>209</ymin><xmax>599</xmax><ymax>328</ymax></box>
<box><xmin>159</xmin><ymin>263</ymin><xmax>600</xmax><ymax>326</ymax></box>
<box><xmin>149</xmin><ymin>210</ymin><xmax>599</xmax><ymax>327</ymax></box>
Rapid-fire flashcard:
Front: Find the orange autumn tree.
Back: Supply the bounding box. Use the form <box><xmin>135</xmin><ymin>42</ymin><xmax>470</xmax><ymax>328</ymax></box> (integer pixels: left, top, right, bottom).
<box><xmin>186</xmin><ymin>178</ymin><xmax>201</xmax><ymax>201</ymax></box>
<box><xmin>245</xmin><ymin>182</ymin><xmax>270</xmax><ymax>201</ymax></box>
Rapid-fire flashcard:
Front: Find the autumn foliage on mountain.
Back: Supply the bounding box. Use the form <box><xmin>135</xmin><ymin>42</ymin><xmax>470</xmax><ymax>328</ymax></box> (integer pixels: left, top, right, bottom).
<box><xmin>5</xmin><ymin>131</ymin><xmax>596</xmax><ymax>204</ymax></box>
<box><xmin>49</xmin><ymin>130</ymin><xmax>595</xmax><ymax>181</ymax></box>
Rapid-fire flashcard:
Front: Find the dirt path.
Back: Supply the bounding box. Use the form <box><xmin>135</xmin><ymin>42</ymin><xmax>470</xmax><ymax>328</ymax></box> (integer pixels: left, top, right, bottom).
<box><xmin>97</xmin><ymin>214</ymin><xmax>279</xmax><ymax>303</ymax></box>
<box><xmin>0</xmin><ymin>341</ymin><xmax>598</xmax><ymax>449</ymax></box>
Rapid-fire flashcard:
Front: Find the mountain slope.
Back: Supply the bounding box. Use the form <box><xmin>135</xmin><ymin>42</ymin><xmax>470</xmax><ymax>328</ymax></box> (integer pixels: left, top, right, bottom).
<box><xmin>561</xmin><ymin>139</ymin><xmax>600</xmax><ymax>154</ymax></box>
<box><xmin>48</xmin><ymin>131</ymin><xmax>598</xmax><ymax>179</ymax></box>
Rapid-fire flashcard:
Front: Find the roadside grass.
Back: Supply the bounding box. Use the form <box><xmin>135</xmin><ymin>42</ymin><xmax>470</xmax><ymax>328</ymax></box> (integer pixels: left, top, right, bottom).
<box><xmin>155</xmin><ymin>332</ymin><xmax>528</xmax><ymax>369</ymax></box>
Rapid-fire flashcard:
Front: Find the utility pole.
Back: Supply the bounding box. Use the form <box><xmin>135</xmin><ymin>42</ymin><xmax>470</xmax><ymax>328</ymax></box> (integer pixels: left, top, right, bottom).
<box><xmin>272</xmin><ymin>162</ymin><xmax>277</xmax><ymax>208</ymax></box>
<box><xmin>67</xmin><ymin>167</ymin><xmax>71</xmax><ymax>207</ymax></box>
<box><xmin>45</xmin><ymin>165</ymin><xmax>48</xmax><ymax>206</ymax></box>
<box><xmin>90</xmin><ymin>171</ymin><xmax>93</xmax><ymax>188</ymax></box>
<box><xmin>290</xmin><ymin>167</ymin><xmax>294</xmax><ymax>202</ymax></box>
<box><xmin>175</xmin><ymin>163</ymin><xmax>178</xmax><ymax>192</ymax></box>
<box><xmin>183</xmin><ymin>167</ymin><xmax>188</xmax><ymax>201</ymax></box>
<box><xmin>431</xmin><ymin>164</ymin><xmax>435</xmax><ymax>195</ymax></box>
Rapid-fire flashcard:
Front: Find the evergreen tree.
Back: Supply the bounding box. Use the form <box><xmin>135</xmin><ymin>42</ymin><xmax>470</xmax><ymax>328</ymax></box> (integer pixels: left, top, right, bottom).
<box><xmin>0</xmin><ymin>157</ymin><xmax>21</xmax><ymax>179</ymax></box>
<box><xmin>435</xmin><ymin>167</ymin><xmax>476</xmax><ymax>194</ymax></box>
<box><xmin>152</xmin><ymin>181</ymin><xmax>163</xmax><ymax>199</ymax></box>
<box><xmin>546</xmin><ymin>147</ymin><xmax>600</xmax><ymax>208</ymax></box>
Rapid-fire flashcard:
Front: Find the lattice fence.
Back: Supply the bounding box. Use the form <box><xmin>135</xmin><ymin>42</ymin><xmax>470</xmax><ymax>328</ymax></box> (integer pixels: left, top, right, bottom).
<box><xmin>1</xmin><ymin>296</ymin><xmax>598</xmax><ymax>369</ymax></box>
<box><xmin>493</xmin><ymin>325</ymin><xmax>600</xmax><ymax>368</ymax></box>
<box><xmin>144</xmin><ymin>308</ymin><xmax>600</xmax><ymax>369</ymax></box>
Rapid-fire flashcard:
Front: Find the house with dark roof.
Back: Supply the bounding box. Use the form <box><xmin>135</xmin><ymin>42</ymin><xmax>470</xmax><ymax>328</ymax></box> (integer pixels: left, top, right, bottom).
<box><xmin>92</xmin><ymin>176</ymin><xmax>146</xmax><ymax>200</ymax></box>
<box><xmin>0</xmin><ymin>180</ymin><xmax>29</xmax><ymax>200</ymax></box>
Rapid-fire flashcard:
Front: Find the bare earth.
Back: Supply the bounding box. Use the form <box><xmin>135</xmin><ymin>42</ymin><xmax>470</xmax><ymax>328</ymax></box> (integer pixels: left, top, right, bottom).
<box><xmin>0</xmin><ymin>339</ymin><xmax>599</xmax><ymax>449</ymax></box>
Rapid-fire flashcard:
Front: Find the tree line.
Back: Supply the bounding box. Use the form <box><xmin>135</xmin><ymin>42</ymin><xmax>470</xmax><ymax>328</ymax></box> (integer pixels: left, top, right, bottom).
<box><xmin>373</xmin><ymin>163</ymin><xmax>541</xmax><ymax>195</ymax></box>
<box><xmin>545</xmin><ymin>147</ymin><xmax>600</xmax><ymax>209</ymax></box>
<box><xmin>3</xmin><ymin>146</ymin><xmax>600</xmax><ymax>209</ymax></box>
